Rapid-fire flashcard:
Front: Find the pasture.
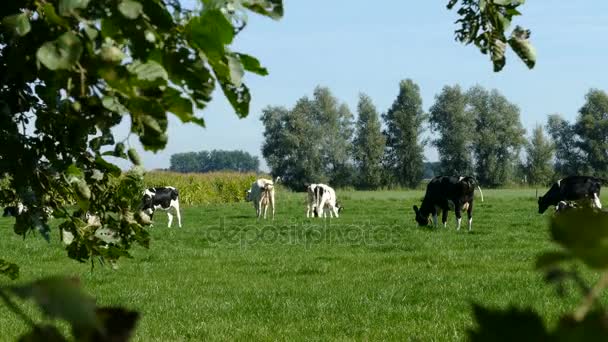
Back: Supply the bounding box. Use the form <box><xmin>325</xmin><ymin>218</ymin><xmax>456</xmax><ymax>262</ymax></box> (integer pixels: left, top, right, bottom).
<box><xmin>0</xmin><ymin>189</ymin><xmax>596</xmax><ymax>340</ymax></box>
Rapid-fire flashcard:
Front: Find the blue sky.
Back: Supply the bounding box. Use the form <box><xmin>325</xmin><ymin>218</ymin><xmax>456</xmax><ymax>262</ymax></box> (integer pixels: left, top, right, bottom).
<box><xmin>114</xmin><ymin>1</ymin><xmax>608</xmax><ymax>170</ymax></box>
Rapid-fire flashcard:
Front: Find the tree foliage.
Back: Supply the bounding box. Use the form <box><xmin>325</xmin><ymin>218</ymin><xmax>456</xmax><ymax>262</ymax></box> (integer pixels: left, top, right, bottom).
<box><xmin>467</xmin><ymin>86</ymin><xmax>525</xmax><ymax>186</ymax></box>
<box><xmin>429</xmin><ymin>85</ymin><xmax>474</xmax><ymax>176</ymax></box>
<box><xmin>523</xmin><ymin>125</ymin><xmax>554</xmax><ymax>186</ymax></box>
<box><xmin>546</xmin><ymin>114</ymin><xmax>585</xmax><ymax>177</ymax></box>
<box><xmin>353</xmin><ymin>94</ymin><xmax>385</xmax><ymax>189</ymax></box>
<box><xmin>170</xmin><ymin>150</ymin><xmax>259</xmax><ymax>173</ymax></box>
<box><xmin>260</xmin><ymin>87</ymin><xmax>354</xmax><ymax>190</ymax></box>
<box><xmin>0</xmin><ymin>0</ymin><xmax>282</xmax><ymax>265</ymax></box>
<box><xmin>382</xmin><ymin>79</ymin><xmax>426</xmax><ymax>188</ymax></box>
<box><xmin>447</xmin><ymin>0</ymin><xmax>535</xmax><ymax>72</ymax></box>
<box><xmin>574</xmin><ymin>89</ymin><xmax>608</xmax><ymax>179</ymax></box>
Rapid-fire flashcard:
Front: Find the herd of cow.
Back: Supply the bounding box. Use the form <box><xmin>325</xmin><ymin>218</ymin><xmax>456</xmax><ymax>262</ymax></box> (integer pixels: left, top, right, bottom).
<box><xmin>1</xmin><ymin>175</ymin><xmax>605</xmax><ymax>233</ymax></box>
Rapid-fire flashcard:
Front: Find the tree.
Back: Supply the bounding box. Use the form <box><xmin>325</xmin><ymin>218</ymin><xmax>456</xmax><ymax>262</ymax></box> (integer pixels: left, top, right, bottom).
<box><xmin>546</xmin><ymin>114</ymin><xmax>584</xmax><ymax>177</ymax></box>
<box><xmin>382</xmin><ymin>79</ymin><xmax>427</xmax><ymax>188</ymax></box>
<box><xmin>429</xmin><ymin>85</ymin><xmax>474</xmax><ymax>176</ymax></box>
<box><xmin>523</xmin><ymin>125</ymin><xmax>554</xmax><ymax>185</ymax></box>
<box><xmin>170</xmin><ymin>150</ymin><xmax>259</xmax><ymax>173</ymax></box>
<box><xmin>574</xmin><ymin>89</ymin><xmax>608</xmax><ymax>178</ymax></box>
<box><xmin>467</xmin><ymin>86</ymin><xmax>525</xmax><ymax>186</ymax></box>
<box><xmin>353</xmin><ymin>93</ymin><xmax>386</xmax><ymax>189</ymax></box>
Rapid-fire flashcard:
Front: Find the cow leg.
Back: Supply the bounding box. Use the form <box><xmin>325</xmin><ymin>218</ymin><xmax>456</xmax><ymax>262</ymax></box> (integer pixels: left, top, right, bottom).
<box><xmin>173</xmin><ymin>202</ymin><xmax>182</xmax><ymax>228</ymax></box>
<box><xmin>167</xmin><ymin>212</ymin><xmax>173</xmax><ymax>228</ymax></box>
<box><xmin>432</xmin><ymin>206</ymin><xmax>438</xmax><ymax>227</ymax></box>
<box><xmin>594</xmin><ymin>193</ymin><xmax>602</xmax><ymax>209</ymax></box>
<box><xmin>467</xmin><ymin>200</ymin><xmax>473</xmax><ymax>231</ymax></box>
<box><xmin>333</xmin><ymin>205</ymin><xmax>339</xmax><ymax>218</ymax></box>
<box><xmin>271</xmin><ymin>191</ymin><xmax>275</xmax><ymax>220</ymax></box>
<box><xmin>455</xmin><ymin>202</ymin><xmax>463</xmax><ymax>231</ymax></box>
<box><xmin>263</xmin><ymin>203</ymin><xmax>268</xmax><ymax>219</ymax></box>
<box><xmin>442</xmin><ymin>209</ymin><xmax>448</xmax><ymax>228</ymax></box>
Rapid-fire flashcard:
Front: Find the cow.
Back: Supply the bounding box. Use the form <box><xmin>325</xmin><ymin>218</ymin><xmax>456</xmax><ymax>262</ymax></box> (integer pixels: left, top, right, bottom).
<box><xmin>538</xmin><ymin>176</ymin><xmax>604</xmax><ymax>214</ymax></box>
<box><xmin>141</xmin><ymin>186</ymin><xmax>182</xmax><ymax>227</ymax></box>
<box><xmin>413</xmin><ymin>176</ymin><xmax>483</xmax><ymax>231</ymax></box>
<box><xmin>306</xmin><ymin>183</ymin><xmax>343</xmax><ymax>218</ymax></box>
<box><xmin>246</xmin><ymin>179</ymin><xmax>275</xmax><ymax>219</ymax></box>
<box><xmin>555</xmin><ymin>200</ymin><xmax>578</xmax><ymax>213</ymax></box>
<box><xmin>3</xmin><ymin>202</ymin><xmax>53</xmax><ymax>219</ymax></box>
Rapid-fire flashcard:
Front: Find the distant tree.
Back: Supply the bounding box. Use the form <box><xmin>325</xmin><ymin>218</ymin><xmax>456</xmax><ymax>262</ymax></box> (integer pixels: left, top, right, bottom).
<box><xmin>546</xmin><ymin>114</ymin><xmax>585</xmax><ymax>177</ymax></box>
<box><xmin>574</xmin><ymin>89</ymin><xmax>608</xmax><ymax>178</ymax></box>
<box><xmin>169</xmin><ymin>150</ymin><xmax>258</xmax><ymax>173</ymax></box>
<box><xmin>312</xmin><ymin>87</ymin><xmax>356</xmax><ymax>187</ymax></box>
<box><xmin>382</xmin><ymin>80</ymin><xmax>427</xmax><ymax>188</ymax></box>
<box><xmin>467</xmin><ymin>86</ymin><xmax>526</xmax><ymax>186</ymax></box>
<box><xmin>353</xmin><ymin>94</ymin><xmax>386</xmax><ymax>189</ymax></box>
<box><xmin>524</xmin><ymin>125</ymin><xmax>554</xmax><ymax>185</ymax></box>
<box><xmin>423</xmin><ymin>162</ymin><xmax>440</xmax><ymax>179</ymax></box>
<box><xmin>429</xmin><ymin>85</ymin><xmax>474</xmax><ymax>176</ymax></box>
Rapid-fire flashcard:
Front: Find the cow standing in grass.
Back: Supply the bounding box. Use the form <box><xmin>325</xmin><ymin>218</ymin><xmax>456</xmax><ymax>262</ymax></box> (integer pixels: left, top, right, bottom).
<box><xmin>413</xmin><ymin>176</ymin><xmax>483</xmax><ymax>231</ymax></box>
<box><xmin>306</xmin><ymin>183</ymin><xmax>343</xmax><ymax>218</ymax></box>
<box><xmin>538</xmin><ymin>175</ymin><xmax>604</xmax><ymax>214</ymax></box>
<box><xmin>141</xmin><ymin>186</ymin><xmax>182</xmax><ymax>227</ymax></box>
<box><xmin>246</xmin><ymin>178</ymin><xmax>275</xmax><ymax>219</ymax></box>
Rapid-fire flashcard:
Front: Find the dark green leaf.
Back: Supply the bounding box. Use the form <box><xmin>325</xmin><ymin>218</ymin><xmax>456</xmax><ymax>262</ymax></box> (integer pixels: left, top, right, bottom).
<box><xmin>468</xmin><ymin>304</ymin><xmax>549</xmax><ymax>341</ymax></box>
<box><xmin>2</xmin><ymin>13</ymin><xmax>31</xmax><ymax>36</ymax></box>
<box><xmin>118</xmin><ymin>0</ymin><xmax>144</xmax><ymax>20</ymax></box>
<box><xmin>18</xmin><ymin>325</ymin><xmax>68</xmax><ymax>342</ymax></box>
<box><xmin>127</xmin><ymin>149</ymin><xmax>141</xmax><ymax>166</ymax></box>
<box><xmin>36</xmin><ymin>32</ymin><xmax>83</xmax><ymax>70</ymax></box>
<box><xmin>236</xmin><ymin>53</ymin><xmax>268</xmax><ymax>76</ymax></box>
<box><xmin>242</xmin><ymin>0</ymin><xmax>284</xmax><ymax>20</ymax></box>
<box><xmin>0</xmin><ymin>259</ymin><xmax>19</xmax><ymax>280</ymax></box>
<box><xmin>550</xmin><ymin>209</ymin><xmax>608</xmax><ymax>269</ymax></box>
<box><xmin>536</xmin><ymin>251</ymin><xmax>573</xmax><ymax>270</ymax></box>
<box><xmin>127</xmin><ymin>60</ymin><xmax>168</xmax><ymax>82</ymax></box>
<box><xmin>73</xmin><ymin>307</ymin><xmax>140</xmax><ymax>342</ymax></box>
<box><xmin>41</xmin><ymin>4</ymin><xmax>69</xmax><ymax>28</ymax></box>
<box><xmin>508</xmin><ymin>26</ymin><xmax>536</xmax><ymax>69</ymax></box>
<box><xmin>58</xmin><ymin>0</ymin><xmax>90</xmax><ymax>16</ymax></box>
<box><xmin>186</xmin><ymin>9</ymin><xmax>234</xmax><ymax>58</ymax></box>
<box><xmin>220</xmin><ymin>82</ymin><xmax>251</xmax><ymax>118</ymax></box>
<box><xmin>8</xmin><ymin>277</ymin><xmax>99</xmax><ymax>330</ymax></box>
<box><xmin>553</xmin><ymin>311</ymin><xmax>608</xmax><ymax>341</ymax></box>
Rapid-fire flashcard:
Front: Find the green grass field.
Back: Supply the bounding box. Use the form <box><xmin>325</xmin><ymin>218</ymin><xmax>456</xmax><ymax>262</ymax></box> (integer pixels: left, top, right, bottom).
<box><xmin>0</xmin><ymin>189</ymin><xmax>600</xmax><ymax>341</ymax></box>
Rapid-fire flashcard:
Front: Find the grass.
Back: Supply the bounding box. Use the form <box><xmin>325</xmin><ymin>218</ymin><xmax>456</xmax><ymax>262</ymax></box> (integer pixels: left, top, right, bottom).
<box><xmin>0</xmin><ymin>189</ymin><xmax>599</xmax><ymax>341</ymax></box>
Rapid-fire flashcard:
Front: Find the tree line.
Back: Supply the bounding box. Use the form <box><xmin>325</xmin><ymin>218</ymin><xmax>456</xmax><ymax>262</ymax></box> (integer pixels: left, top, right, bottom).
<box><xmin>170</xmin><ymin>150</ymin><xmax>259</xmax><ymax>173</ymax></box>
<box><xmin>261</xmin><ymin>82</ymin><xmax>608</xmax><ymax>190</ymax></box>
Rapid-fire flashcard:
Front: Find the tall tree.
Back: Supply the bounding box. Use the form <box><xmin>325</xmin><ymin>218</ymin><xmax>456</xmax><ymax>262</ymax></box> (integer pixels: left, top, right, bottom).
<box><xmin>546</xmin><ymin>114</ymin><xmax>584</xmax><ymax>177</ymax></box>
<box><xmin>429</xmin><ymin>85</ymin><xmax>473</xmax><ymax>176</ymax></box>
<box><xmin>382</xmin><ymin>79</ymin><xmax>426</xmax><ymax>188</ymax></box>
<box><xmin>467</xmin><ymin>86</ymin><xmax>526</xmax><ymax>186</ymax></box>
<box><xmin>170</xmin><ymin>150</ymin><xmax>259</xmax><ymax>173</ymax></box>
<box><xmin>312</xmin><ymin>87</ymin><xmax>355</xmax><ymax>187</ymax></box>
<box><xmin>574</xmin><ymin>89</ymin><xmax>608</xmax><ymax>178</ymax></box>
<box><xmin>524</xmin><ymin>125</ymin><xmax>554</xmax><ymax>185</ymax></box>
<box><xmin>353</xmin><ymin>93</ymin><xmax>386</xmax><ymax>189</ymax></box>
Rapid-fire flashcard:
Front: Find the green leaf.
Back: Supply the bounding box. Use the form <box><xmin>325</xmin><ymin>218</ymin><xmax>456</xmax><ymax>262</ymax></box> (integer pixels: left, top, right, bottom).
<box><xmin>2</xmin><ymin>13</ymin><xmax>31</xmax><ymax>36</ymax></box>
<box><xmin>186</xmin><ymin>9</ymin><xmax>234</xmax><ymax>58</ymax></box>
<box><xmin>508</xmin><ymin>26</ymin><xmax>536</xmax><ymax>69</ymax></box>
<box><xmin>536</xmin><ymin>251</ymin><xmax>572</xmax><ymax>269</ymax></box>
<box><xmin>468</xmin><ymin>304</ymin><xmax>549</xmax><ymax>341</ymax></box>
<box><xmin>0</xmin><ymin>259</ymin><xmax>19</xmax><ymax>280</ymax></box>
<box><xmin>128</xmin><ymin>148</ymin><xmax>141</xmax><ymax>166</ymax></box>
<box><xmin>220</xmin><ymin>81</ymin><xmax>251</xmax><ymax>118</ymax></box>
<box><xmin>226</xmin><ymin>54</ymin><xmax>244</xmax><ymax>87</ymax></box>
<box><xmin>18</xmin><ymin>325</ymin><xmax>68</xmax><ymax>342</ymax></box>
<box><xmin>550</xmin><ymin>209</ymin><xmax>608</xmax><ymax>269</ymax></box>
<box><xmin>58</xmin><ymin>0</ymin><xmax>90</xmax><ymax>16</ymax></box>
<box><xmin>493</xmin><ymin>0</ymin><xmax>525</xmax><ymax>6</ymax></box>
<box><xmin>102</xmin><ymin>95</ymin><xmax>127</xmax><ymax>113</ymax></box>
<box><xmin>118</xmin><ymin>0</ymin><xmax>144</xmax><ymax>20</ymax></box>
<box><xmin>41</xmin><ymin>4</ymin><xmax>69</xmax><ymax>28</ymax></box>
<box><xmin>163</xmin><ymin>88</ymin><xmax>196</xmax><ymax>123</ymax></box>
<box><xmin>553</xmin><ymin>311</ymin><xmax>608</xmax><ymax>341</ymax></box>
<box><xmin>242</xmin><ymin>0</ymin><xmax>284</xmax><ymax>20</ymax></box>
<box><xmin>236</xmin><ymin>53</ymin><xmax>268</xmax><ymax>76</ymax></box>
<box><xmin>8</xmin><ymin>277</ymin><xmax>98</xmax><ymax>330</ymax></box>
<box><xmin>83</xmin><ymin>24</ymin><xmax>98</xmax><ymax>40</ymax></box>
<box><xmin>127</xmin><ymin>60</ymin><xmax>168</xmax><ymax>82</ymax></box>
<box><xmin>36</xmin><ymin>32</ymin><xmax>83</xmax><ymax>70</ymax></box>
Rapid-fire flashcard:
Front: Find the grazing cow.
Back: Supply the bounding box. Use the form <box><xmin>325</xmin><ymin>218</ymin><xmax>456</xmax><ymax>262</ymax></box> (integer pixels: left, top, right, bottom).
<box><xmin>555</xmin><ymin>200</ymin><xmax>578</xmax><ymax>213</ymax></box>
<box><xmin>3</xmin><ymin>202</ymin><xmax>53</xmax><ymax>219</ymax></box>
<box><xmin>141</xmin><ymin>186</ymin><xmax>182</xmax><ymax>227</ymax></box>
<box><xmin>538</xmin><ymin>176</ymin><xmax>604</xmax><ymax>214</ymax></box>
<box><xmin>246</xmin><ymin>179</ymin><xmax>275</xmax><ymax>219</ymax></box>
<box><xmin>306</xmin><ymin>183</ymin><xmax>343</xmax><ymax>218</ymax></box>
<box><xmin>413</xmin><ymin>176</ymin><xmax>483</xmax><ymax>231</ymax></box>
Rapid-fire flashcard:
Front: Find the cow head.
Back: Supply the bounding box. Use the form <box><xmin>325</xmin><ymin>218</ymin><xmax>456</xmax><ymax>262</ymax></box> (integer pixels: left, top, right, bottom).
<box><xmin>337</xmin><ymin>202</ymin><xmax>344</xmax><ymax>213</ymax></box>
<box><xmin>141</xmin><ymin>192</ymin><xmax>155</xmax><ymax>215</ymax></box>
<box><xmin>538</xmin><ymin>196</ymin><xmax>549</xmax><ymax>214</ymax></box>
<box><xmin>412</xmin><ymin>205</ymin><xmax>430</xmax><ymax>226</ymax></box>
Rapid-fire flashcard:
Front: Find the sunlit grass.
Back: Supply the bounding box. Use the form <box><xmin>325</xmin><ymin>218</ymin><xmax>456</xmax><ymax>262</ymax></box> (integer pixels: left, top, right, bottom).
<box><xmin>0</xmin><ymin>189</ymin><xmax>598</xmax><ymax>340</ymax></box>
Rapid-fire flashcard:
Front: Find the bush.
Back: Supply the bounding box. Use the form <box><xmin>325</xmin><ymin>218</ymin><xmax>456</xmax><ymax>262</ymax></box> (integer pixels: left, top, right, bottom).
<box><xmin>143</xmin><ymin>171</ymin><xmax>265</xmax><ymax>205</ymax></box>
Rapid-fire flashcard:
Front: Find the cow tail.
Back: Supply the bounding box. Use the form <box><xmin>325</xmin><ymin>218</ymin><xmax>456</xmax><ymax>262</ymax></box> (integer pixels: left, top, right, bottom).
<box><xmin>477</xmin><ymin>185</ymin><xmax>484</xmax><ymax>202</ymax></box>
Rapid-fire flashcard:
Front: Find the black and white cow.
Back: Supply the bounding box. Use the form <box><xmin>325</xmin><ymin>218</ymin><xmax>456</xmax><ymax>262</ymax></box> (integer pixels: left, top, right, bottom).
<box><xmin>141</xmin><ymin>186</ymin><xmax>182</xmax><ymax>227</ymax></box>
<box><xmin>306</xmin><ymin>183</ymin><xmax>343</xmax><ymax>218</ymax></box>
<box><xmin>413</xmin><ymin>176</ymin><xmax>483</xmax><ymax>231</ymax></box>
<box><xmin>538</xmin><ymin>176</ymin><xmax>604</xmax><ymax>214</ymax></box>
